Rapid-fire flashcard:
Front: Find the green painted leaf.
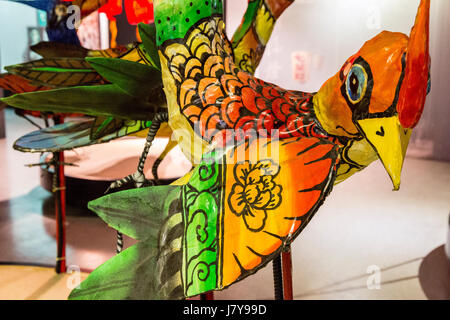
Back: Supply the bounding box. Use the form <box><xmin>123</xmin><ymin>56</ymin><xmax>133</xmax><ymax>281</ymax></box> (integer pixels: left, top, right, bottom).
<box><xmin>77</xmin><ymin>185</ymin><xmax>185</xmax><ymax>300</ymax></box>
<box><xmin>88</xmin><ymin>185</ymin><xmax>181</xmax><ymax>241</ymax></box>
<box><xmin>89</xmin><ymin>116</ymin><xmax>123</xmax><ymax>140</ymax></box>
<box><xmin>30</xmin><ymin>41</ymin><xmax>88</xmax><ymax>58</ymax></box>
<box><xmin>2</xmin><ymin>84</ymin><xmax>161</xmax><ymax>120</ymax></box>
<box><xmin>231</xmin><ymin>0</ymin><xmax>260</xmax><ymax>47</ymax></box>
<box><xmin>5</xmin><ymin>58</ymin><xmax>101</xmax><ymax>88</ymax></box>
<box><xmin>13</xmin><ymin>119</ymin><xmax>152</xmax><ymax>153</ymax></box>
<box><xmin>86</xmin><ymin>57</ymin><xmax>162</xmax><ymax>98</ymax></box>
<box><xmin>138</xmin><ymin>23</ymin><xmax>161</xmax><ymax>70</ymax></box>
<box><xmin>69</xmin><ymin>241</ymin><xmax>161</xmax><ymax>300</ymax></box>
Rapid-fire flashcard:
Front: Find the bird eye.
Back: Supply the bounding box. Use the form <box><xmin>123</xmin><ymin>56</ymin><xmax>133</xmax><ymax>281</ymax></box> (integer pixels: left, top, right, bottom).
<box><xmin>345</xmin><ymin>64</ymin><xmax>368</xmax><ymax>104</ymax></box>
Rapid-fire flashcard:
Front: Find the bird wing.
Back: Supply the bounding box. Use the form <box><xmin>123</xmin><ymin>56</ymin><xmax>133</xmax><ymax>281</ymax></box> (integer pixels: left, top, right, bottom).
<box><xmin>4</xmin><ymin>58</ymin><xmax>103</xmax><ymax>88</ymax></box>
<box><xmin>182</xmin><ymin>135</ymin><xmax>340</xmax><ymax>295</ymax></box>
<box><xmin>12</xmin><ymin>118</ymin><xmax>152</xmax><ymax>153</ymax></box>
<box><xmin>70</xmin><ymin>185</ymin><xmax>184</xmax><ymax>300</ymax></box>
<box><xmin>30</xmin><ymin>41</ymin><xmax>89</xmax><ymax>58</ymax></box>
<box><xmin>1</xmin><ymin>24</ymin><xmax>164</xmax><ymax>119</ymax></box>
<box><xmin>2</xmin><ymin>83</ymin><xmax>161</xmax><ymax>120</ymax></box>
<box><xmin>78</xmin><ymin>134</ymin><xmax>339</xmax><ymax>299</ymax></box>
<box><xmin>0</xmin><ymin>73</ymin><xmax>48</xmax><ymax>94</ymax></box>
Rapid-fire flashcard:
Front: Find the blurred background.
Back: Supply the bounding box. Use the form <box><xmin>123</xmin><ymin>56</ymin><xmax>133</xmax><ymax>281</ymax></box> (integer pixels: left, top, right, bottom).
<box><xmin>0</xmin><ymin>0</ymin><xmax>449</xmax><ymax>300</ymax></box>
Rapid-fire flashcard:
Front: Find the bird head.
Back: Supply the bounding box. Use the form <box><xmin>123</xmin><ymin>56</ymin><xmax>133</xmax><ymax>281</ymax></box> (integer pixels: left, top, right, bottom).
<box><xmin>313</xmin><ymin>0</ymin><xmax>430</xmax><ymax>190</ymax></box>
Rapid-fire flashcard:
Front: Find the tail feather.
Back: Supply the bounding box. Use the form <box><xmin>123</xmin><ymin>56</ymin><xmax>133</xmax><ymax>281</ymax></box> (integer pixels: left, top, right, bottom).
<box><xmin>155</xmin><ymin>196</ymin><xmax>184</xmax><ymax>299</ymax></box>
<box><xmin>69</xmin><ymin>240</ymin><xmax>160</xmax><ymax>300</ymax></box>
<box><xmin>71</xmin><ymin>185</ymin><xmax>185</xmax><ymax>300</ymax></box>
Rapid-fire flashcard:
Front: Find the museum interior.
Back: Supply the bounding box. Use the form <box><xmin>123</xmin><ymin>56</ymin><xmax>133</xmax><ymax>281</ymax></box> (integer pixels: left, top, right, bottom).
<box><xmin>0</xmin><ymin>0</ymin><xmax>448</xmax><ymax>300</ymax></box>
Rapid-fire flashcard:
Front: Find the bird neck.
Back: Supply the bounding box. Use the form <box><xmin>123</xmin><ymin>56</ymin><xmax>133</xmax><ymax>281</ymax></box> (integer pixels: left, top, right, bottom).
<box><xmin>312</xmin><ymin>75</ymin><xmax>360</xmax><ymax>139</ymax></box>
<box><xmin>276</xmin><ymin>92</ymin><xmax>335</xmax><ymax>143</ymax></box>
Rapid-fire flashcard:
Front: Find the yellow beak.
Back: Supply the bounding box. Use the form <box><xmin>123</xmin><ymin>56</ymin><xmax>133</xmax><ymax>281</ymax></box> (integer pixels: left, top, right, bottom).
<box><xmin>356</xmin><ymin>115</ymin><xmax>412</xmax><ymax>190</ymax></box>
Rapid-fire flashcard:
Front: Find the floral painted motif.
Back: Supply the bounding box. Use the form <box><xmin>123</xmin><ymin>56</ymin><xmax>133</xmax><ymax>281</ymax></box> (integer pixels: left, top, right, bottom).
<box><xmin>228</xmin><ymin>159</ymin><xmax>282</xmax><ymax>232</ymax></box>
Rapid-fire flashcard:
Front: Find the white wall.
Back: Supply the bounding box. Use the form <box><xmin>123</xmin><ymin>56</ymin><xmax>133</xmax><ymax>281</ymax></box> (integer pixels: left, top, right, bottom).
<box><xmin>0</xmin><ymin>2</ymin><xmax>40</xmax><ymax>71</ymax></box>
<box><xmin>226</xmin><ymin>0</ymin><xmax>450</xmax><ymax>161</ymax></box>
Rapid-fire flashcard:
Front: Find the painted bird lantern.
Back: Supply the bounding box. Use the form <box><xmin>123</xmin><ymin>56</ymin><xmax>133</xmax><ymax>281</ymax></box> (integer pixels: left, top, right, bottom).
<box><xmin>9</xmin><ymin>0</ymin><xmax>434</xmax><ymax>299</ymax></box>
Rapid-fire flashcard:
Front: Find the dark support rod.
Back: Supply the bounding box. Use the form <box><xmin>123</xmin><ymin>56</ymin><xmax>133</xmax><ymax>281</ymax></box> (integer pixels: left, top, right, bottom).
<box><xmin>200</xmin><ymin>292</ymin><xmax>215</xmax><ymax>300</ymax></box>
<box><xmin>281</xmin><ymin>245</ymin><xmax>293</xmax><ymax>300</ymax></box>
<box><xmin>273</xmin><ymin>254</ymin><xmax>283</xmax><ymax>300</ymax></box>
<box><xmin>52</xmin><ymin>150</ymin><xmax>66</xmax><ymax>273</ymax></box>
<box><xmin>52</xmin><ymin>116</ymin><xmax>66</xmax><ymax>273</ymax></box>
<box><xmin>110</xmin><ymin>112</ymin><xmax>169</xmax><ymax>255</ymax></box>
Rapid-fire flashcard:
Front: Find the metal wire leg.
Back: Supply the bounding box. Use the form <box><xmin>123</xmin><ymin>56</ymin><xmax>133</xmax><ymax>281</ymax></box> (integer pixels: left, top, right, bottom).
<box><xmin>151</xmin><ymin>158</ymin><xmax>162</xmax><ymax>184</ymax></box>
<box><xmin>105</xmin><ymin>112</ymin><xmax>169</xmax><ymax>255</ymax></box>
<box><xmin>116</xmin><ymin>232</ymin><xmax>124</xmax><ymax>254</ymax></box>
<box><xmin>106</xmin><ymin>111</ymin><xmax>169</xmax><ymax>193</ymax></box>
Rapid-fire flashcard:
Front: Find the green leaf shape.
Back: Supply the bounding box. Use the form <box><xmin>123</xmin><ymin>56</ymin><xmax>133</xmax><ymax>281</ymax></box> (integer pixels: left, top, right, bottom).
<box><xmin>231</xmin><ymin>0</ymin><xmax>260</xmax><ymax>48</ymax></box>
<box><xmin>13</xmin><ymin>119</ymin><xmax>151</xmax><ymax>153</ymax></box>
<box><xmin>138</xmin><ymin>23</ymin><xmax>161</xmax><ymax>70</ymax></box>
<box><xmin>86</xmin><ymin>57</ymin><xmax>162</xmax><ymax>98</ymax></box>
<box><xmin>69</xmin><ymin>240</ymin><xmax>163</xmax><ymax>300</ymax></box>
<box><xmin>5</xmin><ymin>58</ymin><xmax>101</xmax><ymax>88</ymax></box>
<box><xmin>89</xmin><ymin>116</ymin><xmax>123</xmax><ymax>140</ymax></box>
<box><xmin>72</xmin><ymin>185</ymin><xmax>185</xmax><ymax>300</ymax></box>
<box><xmin>0</xmin><ymin>73</ymin><xmax>45</xmax><ymax>93</ymax></box>
<box><xmin>2</xmin><ymin>84</ymin><xmax>162</xmax><ymax>120</ymax></box>
<box><xmin>30</xmin><ymin>41</ymin><xmax>88</xmax><ymax>58</ymax></box>
<box><xmin>88</xmin><ymin>185</ymin><xmax>181</xmax><ymax>242</ymax></box>
<box><xmin>88</xmin><ymin>118</ymin><xmax>152</xmax><ymax>141</ymax></box>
